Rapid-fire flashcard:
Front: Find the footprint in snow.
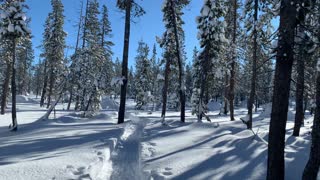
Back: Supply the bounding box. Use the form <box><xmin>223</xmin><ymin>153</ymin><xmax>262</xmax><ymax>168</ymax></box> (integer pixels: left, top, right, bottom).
<box><xmin>162</xmin><ymin>171</ymin><xmax>173</xmax><ymax>176</ymax></box>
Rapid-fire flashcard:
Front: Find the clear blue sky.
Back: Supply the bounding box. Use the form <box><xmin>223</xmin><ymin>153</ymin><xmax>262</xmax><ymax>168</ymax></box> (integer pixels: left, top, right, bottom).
<box><xmin>26</xmin><ymin>0</ymin><xmax>202</xmax><ymax>67</ymax></box>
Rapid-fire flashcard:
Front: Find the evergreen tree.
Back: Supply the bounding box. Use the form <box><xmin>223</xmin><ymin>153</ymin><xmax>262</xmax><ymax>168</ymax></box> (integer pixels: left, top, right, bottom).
<box><xmin>0</xmin><ymin>0</ymin><xmax>31</xmax><ymax>131</ymax></box>
<box><xmin>134</xmin><ymin>40</ymin><xmax>151</xmax><ymax>110</ymax></box>
<box><xmin>74</xmin><ymin>0</ymin><xmax>106</xmax><ymax>115</ymax></box>
<box><xmin>16</xmin><ymin>36</ymin><xmax>34</xmax><ymax>95</ymax></box>
<box><xmin>195</xmin><ymin>0</ymin><xmax>227</xmax><ymax>121</ymax></box>
<box><xmin>267</xmin><ymin>1</ymin><xmax>312</xmax><ymax>179</ymax></box>
<box><xmin>116</xmin><ymin>0</ymin><xmax>145</xmax><ymax>124</ymax></box>
<box><xmin>45</xmin><ymin>0</ymin><xmax>66</xmax><ymax>108</ymax></box>
<box><xmin>243</xmin><ymin>0</ymin><xmax>274</xmax><ymax>129</ymax></box>
<box><xmin>158</xmin><ymin>0</ymin><xmax>189</xmax><ymax>123</ymax></box>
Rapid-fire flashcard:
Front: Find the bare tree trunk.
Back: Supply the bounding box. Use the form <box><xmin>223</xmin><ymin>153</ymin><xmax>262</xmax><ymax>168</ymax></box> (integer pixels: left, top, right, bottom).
<box><xmin>302</xmin><ymin>64</ymin><xmax>320</xmax><ymax>180</ymax></box>
<box><xmin>170</xmin><ymin>0</ymin><xmax>185</xmax><ymax>123</ymax></box>
<box><xmin>229</xmin><ymin>0</ymin><xmax>237</xmax><ymax>121</ymax></box>
<box><xmin>40</xmin><ymin>60</ymin><xmax>48</xmax><ymax>107</ymax></box>
<box><xmin>267</xmin><ymin>1</ymin><xmax>298</xmax><ymax>179</ymax></box>
<box><xmin>161</xmin><ymin>59</ymin><xmax>170</xmax><ymax>119</ymax></box>
<box><xmin>1</xmin><ymin>62</ymin><xmax>11</xmax><ymax>115</ymax></box>
<box><xmin>67</xmin><ymin>89</ymin><xmax>73</xmax><ymax>110</ymax></box>
<box><xmin>224</xmin><ymin>72</ymin><xmax>229</xmax><ymax>115</ymax></box>
<box><xmin>293</xmin><ymin>31</ymin><xmax>305</xmax><ymax>136</ymax></box>
<box><xmin>11</xmin><ymin>39</ymin><xmax>18</xmax><ymax>131</ymax></box>
<box><xmin>47</xmin><ymin>69</ymin><xmax>55</xmax><ymax>109</ymax></box>
<box><xmin>247</xmin><ymin>0</ymin><xmax>258</xmax><ymax>129</ymax></box>
<box><xmin>118</xmin><ymin>0</ymin><xmax>131</xmax><ymax>124</ymax></box>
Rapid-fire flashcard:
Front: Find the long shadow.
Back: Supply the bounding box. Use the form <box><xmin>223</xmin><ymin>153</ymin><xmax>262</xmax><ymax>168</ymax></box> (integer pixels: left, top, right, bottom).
<box><xmin>172</xmin><ymin>137</ymin><xmax>268</xmax><ymax>180</ymax></box>
<box><xmin>0</xmin><ymin>127</ymin><xmax>122</xmax><ymax>166</ymax></box>
<box><xmin>144</xmin><ymin>131</ymin><xmax>232</xmax><ymax>164</ymax></box>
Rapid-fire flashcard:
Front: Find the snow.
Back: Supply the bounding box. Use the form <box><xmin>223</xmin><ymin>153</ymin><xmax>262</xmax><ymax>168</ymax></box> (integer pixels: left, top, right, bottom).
<box><xmin>201</xmin><ymin>5</ymin><xmax>210</xmax><ymax>17</ymax></box>
<box><xmin>111</xmin><ymin>77</ymin><xmax>125</xmax><ymax>86</ymax></box>
<box><xmin>0</xmin><ymin>96</ymin><xmax>122</xmax><ymax>180</ymax></box>
<box><xmin>0</xmin><ymin>96</ymin><xmax>317</xmax><ymax>179</ymax></box>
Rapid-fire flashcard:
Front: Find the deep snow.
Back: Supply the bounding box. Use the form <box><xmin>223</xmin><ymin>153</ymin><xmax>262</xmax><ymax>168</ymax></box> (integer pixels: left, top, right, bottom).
<box><xmin>0</xmin><ymin>96</ymin><xmax>318</xmax><ymax>180</ymax></box>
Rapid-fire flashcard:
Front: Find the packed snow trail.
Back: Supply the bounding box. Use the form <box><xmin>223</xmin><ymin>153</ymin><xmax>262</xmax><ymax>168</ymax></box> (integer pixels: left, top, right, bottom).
<box><xmin>110</xmin><ymin>113</ymin><xmax>148</xmax><ymax>180</ymax></box>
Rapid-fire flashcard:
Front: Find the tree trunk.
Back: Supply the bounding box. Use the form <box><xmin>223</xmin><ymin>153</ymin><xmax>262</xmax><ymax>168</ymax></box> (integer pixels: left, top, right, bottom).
<box><xmin>170</xmin><ymin>0</ymin><xmax>185</xmax><ymax>123</ymax></box>
<box><xmin>224</xmin><ymin>72</ymin><xmax>229</xmax><ymax>115</ymax></box>
<box><xmin>67</xmin><ymin>89</ymin><xmax>73</xmax><ymax>110</ymax></box>
<box><xmin>47</xmin><ymin>68</ymin><xmax>55</xmax><ymax>109</ymax></box>
<box><xmin>302</xmin><ymin>65</ymin><xmax>320</xmax><ymax>180</ymax></box>
<box><xmin>161</xmin><ymin>59</ymin><xmax>170</xmax><ymax>120</ymax></box>
<box><xmin>229</xmin><ymin>0</ymin><xmax>237</xmax><ymax>121</ymax></box>
<box><xmin>11</xmin><ymin>39</ymin><xmax>18</xmax><ymax>131</ymax></box>
<box><xmin>267</xmin><ymin>1</ymin><xmax>298</xmax><ymax>179</ymax></box>
<box><xmin>118</xmin><ymin>0</ymin><xmax>131</xmax><ymax>124</ymax></box>
<box><xmin>247</xmin><ymin>0</ymin><xmax>258</xmax><ymax>129</ymax></box>
<box><xmin>40</xmin><ymin>60</ymin><xmax>48</xmax><ymax>107</ymax></box>
<box><xmin>293</xmin><ymin>32</ymin><xmax>305</xmax><ymax>136</ymax></box>
<box><xmin>1</xmin><ymin>62</ymin><xmax>11</xmax><ymax>115</ymax></box>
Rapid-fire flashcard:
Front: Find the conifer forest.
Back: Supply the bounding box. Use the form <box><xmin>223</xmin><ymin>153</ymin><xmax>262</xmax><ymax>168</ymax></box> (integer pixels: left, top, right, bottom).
<box><xmin>0</xmin><ymin>0</ymin><xmax>320</xmax><ymax>179</ymax></box>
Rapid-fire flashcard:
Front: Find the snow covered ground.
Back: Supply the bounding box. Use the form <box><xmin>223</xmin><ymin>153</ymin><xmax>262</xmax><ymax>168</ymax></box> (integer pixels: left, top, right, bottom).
<box><xmin>0</xmin><ymin>96</ymin><xmax>317</xmax><ymax>180</ymax></box>
<box><xmin>0</xmin><ymin>96</ymin><xmax>123</xmax><ymax>180</ymax></box>
<box><xmin>139</xmin><ymin>107</ymin><xmax>315</xmax><ymax>180</ymax></box>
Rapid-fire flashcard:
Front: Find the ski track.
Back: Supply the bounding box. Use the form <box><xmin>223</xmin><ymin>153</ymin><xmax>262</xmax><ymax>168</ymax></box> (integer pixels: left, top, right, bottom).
<box><xmin>110</xmin><ymin>113</ymin><xmax>149</xmax><ymax>180</ymax></box>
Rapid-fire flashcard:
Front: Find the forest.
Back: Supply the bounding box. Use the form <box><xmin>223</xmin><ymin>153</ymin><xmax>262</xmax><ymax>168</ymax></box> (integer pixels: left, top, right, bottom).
<box><xmin>0</xmin><ymin>0</ymin><xmax>319</xmax><ymax>179</ymax></box>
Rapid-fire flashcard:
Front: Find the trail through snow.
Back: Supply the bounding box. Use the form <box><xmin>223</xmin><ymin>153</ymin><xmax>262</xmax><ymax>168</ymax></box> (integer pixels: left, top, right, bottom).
<box><xmin>110</xmin><ymin>113</ymin><xmax>149</xmax><ymax>180</ymax></box>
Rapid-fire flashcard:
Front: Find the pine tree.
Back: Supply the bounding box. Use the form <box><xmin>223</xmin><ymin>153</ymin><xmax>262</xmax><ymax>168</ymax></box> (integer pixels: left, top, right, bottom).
<box><xmin>116</xmin><ymin>0</ymin><xmax>145</xmax><ymax>124</ymax></box>
<box><xmin>134</xmin><ymin>40</ymin><xmax>151</xmax><ymax>110</ymax></box>
<box><xmin>302</xmin><ymin>1</ymin><xmax>320</xmax><ymax>178</ymax></box>
<box><xmin>267</xmin><ymin>0</ymin><xmax>312</xmax><ymax>179</ymax></box>
<box><xmin>46</xmin><ymin>0</ymin><xmax>66</xmax><ymax>109</ymax></box>
<box><xmin>158</xmin><ymin>0</ymin><xmax>189</xmax><ymax>123</ymax></box>
<box><xmin>16</xmin><ymin>36</ymin><xmax>34</xmax><ymax>95</ymax></box>
<box><xmin>243</xmin><ymin>0</ymin><xmax>274</xmax><ymax>129</ymax></box>
<box><xmin>0</xmin><ymin>38</ymin><xmax>11</xmax><ymax>114</ymax></box>
<box><xmin>100</xmin><ymin>4</ymin><xmax>114</xmax><ymax>95</ymax></box>
<box><xmin>74</xmin><ymin>0</ymin><xmax>106</xmax><ymax>115</ymax></box>
<box><xmin>196</xmin><ymin>0</ymin><xmax>227</xmax><ymax>121</ymax></box>
<box><xmin>0</xmin><ymin>0</ymin><xmax>31</xmax><ymax>131</ymax></box>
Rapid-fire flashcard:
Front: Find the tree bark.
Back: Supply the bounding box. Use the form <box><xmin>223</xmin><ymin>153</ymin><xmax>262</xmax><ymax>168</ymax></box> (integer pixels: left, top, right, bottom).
<box><xmin>11</xmin><ymin>39</ymin><xmax>18</xmax><ymax>131</ymax></box>
<box><xmin>118</xmin><ymin>0</ymin><xmax>131</xmax><ymax>124</ymax></box>
<box><xmin>247</xmin><ymin>0</ymin><xmax>258</xmax><ymax>129</ymax></box>
<box><xmin>161</xmin><ymin>59</ymin><xmax>170</xmax><ymax>119</ymax></box>
<box><xmin>67</xmin><ymin>89</ymin><xmax>73</xmax><ymax>110</ymax></box>
<box><xmin>47</xmin><ymin>68</ymin><xmax>55</xmax><ymax>109</ymax></box>
<box><xmin>267</xmin><ymin>1</ymin><xmax>298</xmax><ymax>179</ymax></box>
<box><xmin>40</xmin><ymin>60</ymin><xmax>48</xmax><ymax>107</ymax></box>
<box><xmin>170</xmin><ymin>0</ymin><xmax>185</xmax><ymax>123</ymax></box>
<box><xmin>224</xmin><ymin>72</ymin><xmax>229</xmax><ymax>115</ymax></box>
<box><xmin>229</xmin><ymin>0</ymin><xmax>237</xmax><ymax>121</ymax></box>
<box><xmin>293</xmin><ymin>32</ymin><xmax>305</xmax><ymax>136</ymax></box>
<box><xmin>1</xmin><ymin>61</ymin><xmax>11</xmax><ymax>115</ymax></box>
<box><xmin>302</xmin><ymin>65</ymin><xmax>320</xmax><ymax>180</ymax></box>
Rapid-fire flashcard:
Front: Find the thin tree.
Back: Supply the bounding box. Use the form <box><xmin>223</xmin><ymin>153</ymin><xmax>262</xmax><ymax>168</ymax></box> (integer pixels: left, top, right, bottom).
<box><xmin>267</xmin><ymin>0</ymin><xmax>311</xmax><ymax>179</ymax></box>
<box><xmin>116</xmin><ymin>0</ymin><xmax>145</xmax><ymax>124</ymax></box>
<box><xmin>169</xmin><ymin>0</ymin><xmax>186</xmax><ymax>123</ymax></box>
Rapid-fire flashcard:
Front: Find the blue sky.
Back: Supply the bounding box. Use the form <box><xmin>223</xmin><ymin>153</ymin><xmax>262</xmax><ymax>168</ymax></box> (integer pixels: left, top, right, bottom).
<box><xmin>26</xmin><ymin>0</ymin><xmax>202</xmax><ymax>67</ymax></box>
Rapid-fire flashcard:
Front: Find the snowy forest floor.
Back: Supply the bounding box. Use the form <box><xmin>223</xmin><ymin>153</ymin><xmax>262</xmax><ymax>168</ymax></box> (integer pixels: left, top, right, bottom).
<box><xmin>0</xmin><ymin>95</ymin><xmax>316</xmax><ymax>180</ymax></box>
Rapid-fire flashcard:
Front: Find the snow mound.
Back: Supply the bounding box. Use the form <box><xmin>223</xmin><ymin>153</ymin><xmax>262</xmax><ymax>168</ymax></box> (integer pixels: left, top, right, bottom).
<box><xmin>207</xmin><ymin>101</ymin><xmax>222</xmax><ymax>111</ymax></box>
<box><xmin>260</xmin><ymin>103</ymin><xmax>272</xmax><ymax>118</ymax></box>
<box><xmin>100</xmin><ymin>97</ymin><xmax>118</xmax><ymax>110</ymax></box>
<box><xmin>16</xmin><ymin>95</ymin><xmax>37</xmax><ymax>103</ymax></box>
